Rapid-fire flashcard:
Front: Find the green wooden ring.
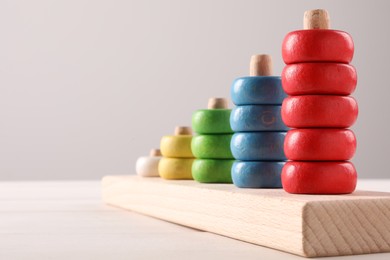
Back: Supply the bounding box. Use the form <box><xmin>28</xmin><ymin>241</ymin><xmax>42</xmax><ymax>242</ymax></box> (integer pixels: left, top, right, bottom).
<box><xmin>192</xmin><ymin>159</ymin><xmax>234</xmax><ymax>183</ymax></box>
<box><xmin>191</xmin><ymin>134</ymin><xmax>234</xmax><ymax>159</ymax></box>
<box><xmin>192</xmin><ymin>109</ymin><xmax>233</xmax><ymax>134</ymax></box>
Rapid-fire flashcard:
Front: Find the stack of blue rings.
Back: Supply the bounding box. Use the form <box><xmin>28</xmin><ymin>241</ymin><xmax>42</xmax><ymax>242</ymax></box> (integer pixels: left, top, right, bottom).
<box><xmin>230</xmin><ymin>76</ymin><xmax>288</xmax><ymax>188</ymax></box>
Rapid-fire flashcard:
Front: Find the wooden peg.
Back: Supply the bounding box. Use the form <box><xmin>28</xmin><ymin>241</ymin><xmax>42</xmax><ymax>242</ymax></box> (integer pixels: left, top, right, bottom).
<box><xmin>304</xmin><ymin>9</ymin><xmax>330</xmax><ymax>29</ymax></box>
<box><xmin>174</xmin><ymin>126</ymin><xmax>192</xmax><ymax>135</ymax></box>
<box><xmin>149</xmin><ymin>149</ymin><xmax>162</xmax><ymax>157</ymax></box>
<box><xmin>250</xmin><ymin>54</ymin><xmax>273</xmax><ymax>76</ymax></box>
<box><xmin>207</xmin><ymin>98</ymin><xmax>228</xmax><ymax>109</ymax></box>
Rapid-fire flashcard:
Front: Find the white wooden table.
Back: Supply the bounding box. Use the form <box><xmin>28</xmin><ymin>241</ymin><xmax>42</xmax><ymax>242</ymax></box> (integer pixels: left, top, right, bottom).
<box><xmin>1</xmin><ymin>179</ymin><xmax>390</xmax><ymax>260</ymax></box>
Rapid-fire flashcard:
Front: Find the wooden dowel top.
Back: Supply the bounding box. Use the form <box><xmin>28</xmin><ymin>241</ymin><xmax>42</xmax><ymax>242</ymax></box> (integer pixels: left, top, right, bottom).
<box><xmin>304</xmin><ymin>9</ymin><xmax>330</xmax><ymax>29</ymax></box>
<box><xmin>250</xmin><ymin>54</ymin><xmax>273</xmax><ymax>76</ymax></box>
<box><xmin>174</xmin><ymin>126</ymin><xmax>192</xmax><ymax>135</ymax></box>
<box><xmin>149</xmin><ymin>149</ymin><xmax>162</xmax><ymax>157</ymax></box>
<box><xmin>207</xmin><ymin>98</ymin><xmax>229</xmax><ymax>109</ymax></box>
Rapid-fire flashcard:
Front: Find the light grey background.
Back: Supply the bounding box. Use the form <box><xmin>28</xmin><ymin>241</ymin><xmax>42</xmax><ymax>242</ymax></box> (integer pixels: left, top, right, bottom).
<box><xmin>1</xmin><ymin>0</ymin><xmax>389</xmax><ymax>180</ymax></box>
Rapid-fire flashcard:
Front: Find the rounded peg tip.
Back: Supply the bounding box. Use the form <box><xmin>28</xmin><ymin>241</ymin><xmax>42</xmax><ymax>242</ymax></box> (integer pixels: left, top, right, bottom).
<box><xmin>250</xmin><ymin>54</ymin><xmax>273</xmax><ymax>76</ymax></box>
<box><xmin>174</xmin><ymin>126</ymin><xmax>192</xmax><ymax>135</ymax></box>
<box><xmin>149</xmin><ymin>149</ymin><xmax>162</xmax><ymax>157</ymax></box>
<box><xmin>207</xmin><ymin>98</ymin><xmax>229</xmax><ymax>109</ymax></box>
<box><xmin>304</xmin><ymin>9</ymin><xmax>330</xmax><ymax>29</ymax></box>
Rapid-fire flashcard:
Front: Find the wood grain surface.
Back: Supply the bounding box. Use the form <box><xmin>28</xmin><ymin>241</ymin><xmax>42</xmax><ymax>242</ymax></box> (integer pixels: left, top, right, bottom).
<box><xmin>102</xmin><ymin>175</ymin><xmax>390</xmax><ymax>257</ymax></box>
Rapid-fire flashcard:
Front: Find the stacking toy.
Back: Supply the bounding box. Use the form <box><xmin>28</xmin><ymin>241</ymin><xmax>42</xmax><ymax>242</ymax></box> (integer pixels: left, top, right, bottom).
<box><xmin>191</xmin><ymin>98</ymin><xmax>234</xmax><ymax>183</ymax></box>
<box><xmin>136</xmin><ymin>149</ymin><xmax>162</xmax><ymax>177</ymax></box>
<box><xmin>159</xmin><ymin>126</ymin><xmax>194</xmax><ymax>180</ymax></box>
<box><xmin>281</xmin><ymin>9</ymin><xmax>358</xmax><ymax>194</ymax></box>
<box><xmin>230</xmin><ymin>55</ymin><xmax>287</xmax><ymax>188</ymax></box>
<box><xmin>106</xmin><ymin>10</ymin><xmax>390</xmax><ymax>258</ymax></box>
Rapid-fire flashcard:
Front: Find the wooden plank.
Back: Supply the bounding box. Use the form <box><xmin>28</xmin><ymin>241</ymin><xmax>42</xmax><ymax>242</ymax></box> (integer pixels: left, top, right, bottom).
<box><xmin>102</xmin><ymin>175</ymin><xmax>390</xmax><ymax>258</ymax></box>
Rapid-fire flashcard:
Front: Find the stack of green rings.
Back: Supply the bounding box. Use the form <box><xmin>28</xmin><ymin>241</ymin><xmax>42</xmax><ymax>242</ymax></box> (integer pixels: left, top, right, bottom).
<box><xmin>191</xmin><ymin>98</ymin><xmax>235</xmax><ymax>183</ymax></box>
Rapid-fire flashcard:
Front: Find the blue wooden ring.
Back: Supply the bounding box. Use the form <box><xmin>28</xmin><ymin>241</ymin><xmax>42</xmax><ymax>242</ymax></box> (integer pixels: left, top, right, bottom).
<box><xmin>231</xmin><ymin>132</ymin><xmax>287</xmax><ymax>161</ymax></box>
<box><xmin>232</xmin><ymin>161</ymin><xmax>285</xmax><ymax>188</ymax></box>
<box><xmin>231</xmin><ymin>76</ymin><xmax>286</xmax><ymax>105</ymax></box>
<box><xmin>230</xmin><ymin>105</ymin><xmax>288</xmax><ymax>132</ymax></box>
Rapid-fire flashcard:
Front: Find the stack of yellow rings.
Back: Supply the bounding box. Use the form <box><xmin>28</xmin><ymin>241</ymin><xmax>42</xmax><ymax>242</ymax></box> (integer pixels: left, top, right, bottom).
<box><xmin>159</xmin><ymin>126</ymin><xmax>195</xmax><ymax>179</ymax></box>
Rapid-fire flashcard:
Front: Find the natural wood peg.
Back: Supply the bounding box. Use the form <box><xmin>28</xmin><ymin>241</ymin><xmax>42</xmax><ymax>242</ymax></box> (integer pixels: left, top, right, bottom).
<box><xmin>149</xmin><ymin>149</ymin><xmax>162</xmax><ymax>157</ymax></box>
<box><xmin>304</xmin><ymin>9</ymin><xmax>330</xmax><ymax>29</ymax></box>
<box><xmin>174</xmin><ymin>126</ymin><xmax>192</xmax><ymax>135</ymax></box>
<box><xmin>250</xmin><ymin>54</ymin><xmax>273</xmax><ymax>76</ymax></box>
<box><xmin>207</xmin><ymin>98</ymin><xmax>228</xmax><ymax>109</ymax></box>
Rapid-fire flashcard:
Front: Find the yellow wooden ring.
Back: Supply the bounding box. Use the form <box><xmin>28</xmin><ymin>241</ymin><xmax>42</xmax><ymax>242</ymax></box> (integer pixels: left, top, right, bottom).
<box><xmin>158</xmin><ymin>158</ymin><xmax>194</xmax><ymax>180</ymax></box>
<box><xmin>160</xmin><ymin>135</ymin><xmax>194</xmax><ymax>158</ymax></box>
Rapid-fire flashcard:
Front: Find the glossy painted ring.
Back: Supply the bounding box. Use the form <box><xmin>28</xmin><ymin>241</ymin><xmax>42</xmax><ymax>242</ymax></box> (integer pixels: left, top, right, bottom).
<box><xmin>282</xmin><ymin>30</ymin><xmax>354</xmax><ymax>64</ymax></box>
<box><xmin>192</xmin><ymin>109</ymin><xmax>233</xmax><ymax>134</ymax></box>
<box><xmin>192</xmin><ymin>159</ymin><xmax>234</xmax><ymax>183</ymax></box>
<box><xmin>231</xmin><ymin>76</ymin><xmax>286</xmax><ymax>105</ymax></box>
<box><xmin>282</xmin><ymin>161</ymin><xmax>357</xmax><ymax>194</ymax></box>
<box><xmin>282</xmin><ymin>63</ymin><xmax>357</xmax><ymax>95</ymax></box>
<box><xmin>191</xmin><ymin>134</ymin><xmax>234</xmax><ymax>159</ymax></box>
<box><xmin>282</xmin><ymin>95</ymin><xmax>358</xmax><ymax>128</ymax></box>
<box><xmin>231</xmin><ymin>132</ymin><xmax>287</xmax><ymax>161</ymax></box>
<box><xmin>232</xmin><ymin>161</ymin><xmax>284</xmax><ymax>188</ymax></box>
<box><xmin>160</xmin><ymin>135</ymin><xmax>194</xmax><ymax>158</ymax></box>
<box><xmin>284</xmin><ymin>129</ymin><xmax>356</xmax><ymax>161</ymax></box>
<box><xmin>158</xmin><ymin>158</ymin><xmax>194</xmax><ymax>180</ymax></box>
<box><xmin>230</xmin><ymin>105</ymin><xmax>288</xmax><ymax>132</ymax></box>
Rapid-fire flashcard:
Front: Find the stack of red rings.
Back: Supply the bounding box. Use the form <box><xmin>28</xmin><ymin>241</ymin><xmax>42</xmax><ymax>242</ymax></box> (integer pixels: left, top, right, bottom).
<box><xmin>280</xmin><ymin>29</ymin><xmax>358</xmax><ymax>194</ymax></box>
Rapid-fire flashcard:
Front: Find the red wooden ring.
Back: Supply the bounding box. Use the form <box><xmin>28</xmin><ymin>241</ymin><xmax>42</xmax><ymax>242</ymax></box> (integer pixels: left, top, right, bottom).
<box><xmin>282</xmin><ymin>95</ymin><xmax>358</xmax><ymax>128</ymax></box>
<box><xmin>282</xmin><ymin>63</ymin><xmax>357</xmax><ymax>95</ymax></box>
<box><xmin>284</xmin><ymin>129</ymin><xmax>356</xmax><ymax>161</ymax></box>
<box><xmin>282</xmin><ymin>30</ymin><xmax>354</xmax><ymax>64</ymax></box>
<box><xmin>281</xmin><ymin>161</ymin><xmax>357</xmax><ymax>194</ymax></box>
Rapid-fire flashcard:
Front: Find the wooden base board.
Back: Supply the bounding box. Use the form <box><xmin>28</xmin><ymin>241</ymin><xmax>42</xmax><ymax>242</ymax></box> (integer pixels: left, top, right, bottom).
<box><xmin>102</xmin><ymin>175</ymin><xmax>390</xmax><ymax>258</ymax></box>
